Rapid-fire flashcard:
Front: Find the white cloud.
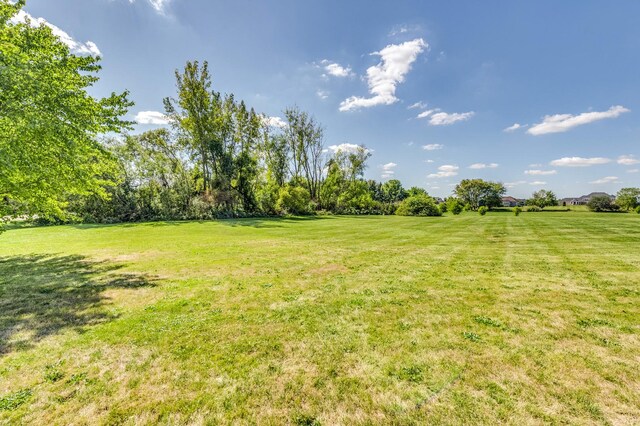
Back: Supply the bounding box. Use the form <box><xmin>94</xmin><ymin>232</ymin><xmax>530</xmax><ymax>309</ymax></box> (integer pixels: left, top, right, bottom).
<box><xmin>590</xmin><ymin>176</ymin><xmax>619</xmax><ymax>184</ymax></box>
<box><xmin>317</xmin><ymin>90</ymin><xmax>329</xmax><ymax>100</ymax></box>
<box><xmin>550</xmin><ymin>157</ymin><xmax>611</xmax><ymax>167</ymax></box>
<box><xmin>135</xmin><ymin>111</ymin><xmax>169</xmax><ymax>125</ymax></box>
<box><xmin>328</xmin><ymin>143</ymin><xmax>369</xmax><ymax>154</ymax></box>
<box><xmin>525</xmin><ymin>169</ymin><xmax>557</xmax><ymax>176</ymax></box>
<box><xmin>128</xmin><ymin>0</ymin><xmax>172</xmax><ymax>15</ymax></box>
<box><xmin>469</xmin><ymin>163</ymin><xmax>498</xmax><ymax>169</ymax></box>
<box><xmin>529</xmin><ymin>163</ymin><xmax>543</xmax><ymax>168</ymax></box>
<box><xmin>11</xmin><ymin>10</ymin><xmax>101</xmax><ymax>56</ymax></box>
<box><xmin>527</xmin><ymin>105</ymin><xmax>630</xmax><ymax>135</ymax></box>
<box><xmin>339</xmin><ymin>38</ymin><xmax>427</xmax><ymax>112</ymax></box>
<box><xmin>505</xmin><ymin>181</ymin><xmax>526</xmax><ymax>188</ymax></box>
<box><xmin>503</xmin><ymin>123</ymin><xmax>524</xmax><ymax>132</ymax></box>
<box><xmin>529</xmin><ymin>181</ymin><xmax>547</xmax><ymax>186</ymax></box>
<box><xmin>424</xmin><ymin>159</ymin><xmax>434</xmax><ymax>163</ymax></box>
<box><xmin>381</xmin><ymin>162</ymin><xmax>397</xmax><ymax>178</ymax></box>
<box><xmin>422</xmin><ymin>143</ymin><xmax>443</xmax><ymax>151</ymax></box>
<box><xmin>627</xmin><ymin>169</ymin><xmax>639</xmax><ymax>174</ymax></box>
<box><xmin>417</xmin><ymin>109</ymin><xmax>436</xmax><ymax>119</ymax></box>
<box><xmin>617</xmin><ymin>155</ymin><xmax>640</xmax><ymax>166</ymax></box>
<box><xmin>320</xmin><ymin>60</ymin><xmax>353</xmax><ymax>78</ymax></box>
<box><xmin>262</xmin><ymin>116</ymin><xmax>287</xmax><ymax>129</ymax></box>
<box><xmin>425</xmin><ymin>111</ymin><xmax>475</xmax><ymax>126</ymax></box>
<box><xmin>428</xmin><ymin>165</ymin><xmax>458</xmax><ymax>178</ymax></box>
<box><xmin>408</xmin><ymin>101</ymin><xmax>427</xmax><ymax>110</ymax></box>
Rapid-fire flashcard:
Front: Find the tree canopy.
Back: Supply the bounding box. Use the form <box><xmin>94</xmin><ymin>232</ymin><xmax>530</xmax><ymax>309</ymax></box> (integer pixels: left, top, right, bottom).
<box><xmin>616</xmin><ymin>188</ymin><xmax>640</xmax><ymax>211</ymax></box>
<box><xmin>0</xmin><ymin>0</ymin><xmax>132</xmax><ymax>219</ymax></box>
<box><xmin>454</xmin><ymin>179</ymin><xmax>505</xmax><ymax>210</ymax></box>
<box><xmin>528</xmin><ymin>190</ymin><xmax>558</xmax><ymax>209</ymax></box>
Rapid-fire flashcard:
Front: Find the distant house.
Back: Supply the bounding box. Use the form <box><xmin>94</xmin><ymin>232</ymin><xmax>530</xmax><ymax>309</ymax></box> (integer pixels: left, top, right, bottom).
<box><xmin>561</xmin><ymin>192</ymin><xmax>614</xmax><ymax>206</ymax></box>
<box><xmin>501</xmin><ymin>196</ymin><xmax>520</xmax><ymax>207</ymax></box>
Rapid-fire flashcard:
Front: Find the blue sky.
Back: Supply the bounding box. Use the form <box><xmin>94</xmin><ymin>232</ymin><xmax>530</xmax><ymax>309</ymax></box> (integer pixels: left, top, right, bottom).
<box><xmin>19</xmin><ymin>0</ymin><xmax>640</xmax><ymax>198</ymax></box>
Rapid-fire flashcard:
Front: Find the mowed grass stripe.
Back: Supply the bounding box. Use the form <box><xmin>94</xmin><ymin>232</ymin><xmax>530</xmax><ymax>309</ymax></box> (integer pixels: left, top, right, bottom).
<box><xmin>0</xmin><ymin>214</ymin><xmax>638</xmax><ymax>424</ymax></box>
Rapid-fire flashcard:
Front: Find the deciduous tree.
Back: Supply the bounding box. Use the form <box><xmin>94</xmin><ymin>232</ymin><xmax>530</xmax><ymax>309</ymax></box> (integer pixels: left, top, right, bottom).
<box><xmin>616</xmin><ymin>188</ymin><xmax>640</xmax><ymax>211</ymax></box>
<box><xmin>528</xmin><ymin>189</ymin><xmax>558</xmax><ymax>209</ymax></box>
<box><xmin>454</xmin><ymin>179</ymin><xmax>505</xmax><ymax>210</ymax></box>
<box><xmin>0</xmin><ymin>0</ymin><xmax>132</xmax><ymax>221</ymax></box>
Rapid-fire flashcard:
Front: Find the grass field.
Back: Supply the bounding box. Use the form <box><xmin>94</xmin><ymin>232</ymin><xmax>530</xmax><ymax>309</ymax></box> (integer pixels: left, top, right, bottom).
<box><xmin>1</xmin><ymin>212</ymin><xmax>639</xmax><ymax>425</ymax></box>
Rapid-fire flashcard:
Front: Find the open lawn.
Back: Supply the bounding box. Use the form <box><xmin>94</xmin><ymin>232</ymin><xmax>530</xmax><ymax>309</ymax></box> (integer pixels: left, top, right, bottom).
<box><xmin>1</xmin><ymin>213</ymin><xmax>639</xmax><ymax>425</ymax></box>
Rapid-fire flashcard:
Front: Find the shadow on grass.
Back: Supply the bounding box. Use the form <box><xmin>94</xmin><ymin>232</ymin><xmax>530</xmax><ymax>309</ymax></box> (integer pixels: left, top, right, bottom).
<box><xmin>0</xmin><ymin>254</ymin><xmax>157</xmax><ymax>356</ymax></box>
<box><xmin>64</xmin><ymin>216</ymin><xmax>335</xmax><ymax>230</ymax></box>
<box><xmin>217</xmin><ymin>215</ymin><xmax>336</xmax><ymax>228</ymax></box>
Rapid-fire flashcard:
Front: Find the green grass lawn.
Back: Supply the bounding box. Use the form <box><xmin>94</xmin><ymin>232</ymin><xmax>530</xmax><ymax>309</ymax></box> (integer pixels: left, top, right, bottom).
<box><xmin>1</xmin><ymin>213</ymin><xmax>639</xmax><ymax>425</ymax></box>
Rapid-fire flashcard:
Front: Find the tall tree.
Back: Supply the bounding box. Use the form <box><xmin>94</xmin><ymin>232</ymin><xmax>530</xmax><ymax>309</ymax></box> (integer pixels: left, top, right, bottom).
<box><xmin>164</xmin><ymin>61</ymin><xmax>217</xmax><ymax>193</ymax></box>
<box><xmin>283</xmin><ymin>107</ymin><xmax>325</xmax><ymax>201</ymax></box>
<box><xmin>0</xmin><ymin>0</ymin><xmax>132</xmax><ymax>220</ymax></box>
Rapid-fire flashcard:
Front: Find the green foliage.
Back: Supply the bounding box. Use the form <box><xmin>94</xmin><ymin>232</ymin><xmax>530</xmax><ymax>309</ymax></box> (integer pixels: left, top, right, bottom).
<box><xmin>526</xmin><ymin>206</ymin><xmax>542</xmax><ymax>212</ymax></box>
<box><xmin>69</xmin><ymin>130</ymin><xmax>195</xmax><ymax>222</ymax></box>
<box><xmin>528</xmin><ymin>189</ymin><xmax>558</xmax><ymax>209</ymax></box>
<box><xmin>0</xmin><ymin>389</ymin><xmax>32</xmax><ymax>411</ymax></box>
<box><xmin>407</xmin><ymin>186</ymin><xmax>428</xmax><ymax>197</ymax></box>
<box><xmin>514</xmin><ymin>206</ymin><xmax>522</xmax><ymax>216</ymax></box>
<box><xmin>320</xmin><ymin>146</ymin><xmax>378</xmax><ymax>214</ymax></box>
<box><xmin>276</xmin><ymin>185</ymin><xmax>311</xmax><ymax>215</ymax></box>
<box><xmin>282</xmin><ymin>106</ymin><xmax>325</xmax><ymax>201</ymax></box>
<box><xmin>478</xmin><ymin>206</ymin><xmax>488</xmax><ymax>215</ymax></box>
<box><xmin>463</xmin><ymin>332</ymin><xmax>481</xmax><ymax>342</ymax></box>
<box><xmin>395</xmin><ymin>195</ymin><xmax>442</xmax><ymax>217</ymax></box>
<box><xmin>0</xmin><ymin>1</ymin><xmax>132</xmax><ymax>219</ymax></box>
<box><xmin>381</xmin><ymin>179</ymin><xmax>407</xmax><ymax>204</ymax></box>
<box><xmin>616</xmin><ymin>188</ymin><xmax>640</xmax><ymax>211</ymax></box>
<box><xmin>336</xmin><ymin>180</ymin><xmax>377</xmax><ymax>214</ymax></box>
<box><xmin>446</xmin><ymin>198</ymin><xmax>464</xmax><ymax>215</ymax></box>
<box><xmin>164</xmin><ymin>61</ymin><xmax>262</xmax><ymax>212</ymax></box>
<box><xmin>587</xmin><ymin>195</ymin><xmax>619</xmax><ymax>212</ymax></box>
<box><xmin>454</xmin><ymin>179</ymin><xmax>505</xmax><ymax>210</ymax></box>
<box><xmin>636</xmin><ymin>205</ymin><xmax>640</xmax><ymax>214</ymax></box>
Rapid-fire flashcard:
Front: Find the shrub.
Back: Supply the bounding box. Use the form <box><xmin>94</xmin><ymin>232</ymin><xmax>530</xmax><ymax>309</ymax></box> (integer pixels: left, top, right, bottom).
<box><xmin>587</xmin><ymin>195</ymin><xmax>619</xmax><ymax>212</ymax></box>
<box><xmin>395</xmin><ymin>195</ymin><xmax>442</xmax><ymax>217</ymax></box>
<box><xmin>526</xmin><ymin>205</ymin><xmax>542</xmax><ymax>212</ymax></box>
<box><xmin>514</xmin><ymin>206</ymin><xmax>522</xmax><ymax>216</ymax></box>
<box><xmin>276</xmin><ymin>186</ymin><xmax>312</xmax><ymax>215</ymax></box>
<box><xmin>446</xmin><ymin>198</ymin><xmax>464</xmax><ymax>215</ymax></box>
<box><xmin>636</xmin><ymin>205</ymin><xmax>640</xmax><ymax>214</ymax></box>
<box><xmin>478</xmin><ymin>206</ymin><xmax>488</xmax><ymax>216</ymax></box>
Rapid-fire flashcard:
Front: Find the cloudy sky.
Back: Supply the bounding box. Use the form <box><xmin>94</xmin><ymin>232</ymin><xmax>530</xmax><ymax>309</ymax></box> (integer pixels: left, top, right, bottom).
<box><xmin>19</xmin><ymin>0</ymin><xmax>640</xmax><ymax>198</ymax></box>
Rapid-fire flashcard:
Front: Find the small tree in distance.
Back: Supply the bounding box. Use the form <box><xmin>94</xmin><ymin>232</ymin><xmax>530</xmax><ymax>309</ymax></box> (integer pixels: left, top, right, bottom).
<box><xmin>446</xmin><ymin>198</ymin><xmax>464</xmax><ymax>215</ymax></box>
<box><xmin>395</xmin><ymin>195</ymin><xmax>441</xmax><ymax>217</ymax></box>
<box><xmin>587</xmin><ymin>195</ymin><xmax>619</xmax><ymax>212</ymax></box>
<box><xmin>528</xmin><ymin>190</ymin><xmax>558</xmax><ymax>210</ymax></box>
<box><xmin>454</xmin><ymin>179</ymin><xmax>505</xmax><ymax>210</ymax></box>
